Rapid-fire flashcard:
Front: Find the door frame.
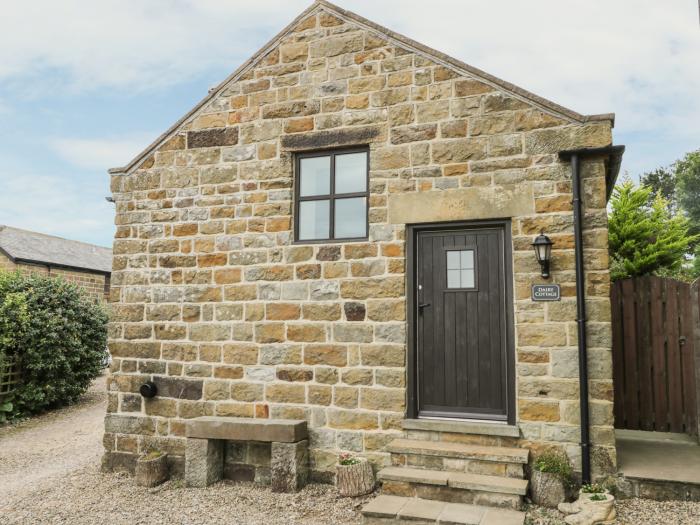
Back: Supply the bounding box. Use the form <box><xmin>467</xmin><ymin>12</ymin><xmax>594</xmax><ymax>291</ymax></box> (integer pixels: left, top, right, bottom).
<box><xmin>406</xmin><ymin>219</ymin><xmax>516</xmax><ymax>424</ymax></box>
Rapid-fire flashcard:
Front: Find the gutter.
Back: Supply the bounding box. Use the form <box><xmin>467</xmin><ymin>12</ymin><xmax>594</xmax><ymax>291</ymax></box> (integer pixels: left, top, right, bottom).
<box><xmin>558</xmin><ymin>145</ymin><xmax>625</xmax><ymax>484</ymax></box>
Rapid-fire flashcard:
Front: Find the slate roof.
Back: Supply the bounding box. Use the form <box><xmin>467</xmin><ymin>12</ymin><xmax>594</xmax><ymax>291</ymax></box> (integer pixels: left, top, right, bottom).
<box><xmin>109</xmin><ymin>0</ymin><xmax>615</xmax><ymax>176</ymax></box>
<box><xmin>0</xmin><ymin>225</ymin><xmax>112</xmax><ymax>274</ymax></box>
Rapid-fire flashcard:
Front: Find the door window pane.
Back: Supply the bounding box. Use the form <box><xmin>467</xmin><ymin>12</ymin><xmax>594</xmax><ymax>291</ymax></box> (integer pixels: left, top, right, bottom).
<box><xmin>335</xmin><ymin>152</ymin><xmax>367</xmax><ymax>194</ymax></box>
<box><xmin>446</xmin><ymin>249</ymin><xmax>475</xmax><ymax>289</ymax></box>
<box><xmin>298</xmin><ymin>200</ymin><xmax>330</xmax><ymax>240</ymax></box>
<box><xmin>334</xmin><ymin>197</ymin><xmax>366</xmax><ymax>238</ymax></box>
<box><xmin>447</xmin><ymin>251</ymin><xmax>461</xmax><ymax>270</ymax></box>
<box><xmin>447</xmin><ymin>270</ymin><xmax>461</xmax><ymax>288</ymax></box>
<box><xmin>300</xmin><ymin>156</ymin><xmax>330</xmax><ymax>197</ymax></box>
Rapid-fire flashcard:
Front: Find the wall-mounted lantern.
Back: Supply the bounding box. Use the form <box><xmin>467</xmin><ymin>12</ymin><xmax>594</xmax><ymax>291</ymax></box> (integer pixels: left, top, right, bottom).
<box><xmin>532</xmin><ymin>232</ymin><xmax>554</xmax><ymax>278</ymax></box>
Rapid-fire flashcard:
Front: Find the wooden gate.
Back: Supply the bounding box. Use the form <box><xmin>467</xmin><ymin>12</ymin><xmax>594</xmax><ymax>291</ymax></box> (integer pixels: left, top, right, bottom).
<box><xmin>611</xmin><ymin>276</ymin><xmax>700</xmax><ymax>435</ymax></box>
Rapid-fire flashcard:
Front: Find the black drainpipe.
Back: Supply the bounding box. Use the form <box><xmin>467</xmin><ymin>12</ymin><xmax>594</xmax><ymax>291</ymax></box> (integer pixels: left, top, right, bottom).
<box><xmin>558</xmin><ymin>145</ymin><xmax>625</xmax><ymax>485</ymax></box>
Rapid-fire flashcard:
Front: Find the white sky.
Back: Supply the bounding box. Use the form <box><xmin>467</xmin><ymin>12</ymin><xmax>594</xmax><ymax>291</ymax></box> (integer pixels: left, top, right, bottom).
<box><xmin>0</xmin><ymin>0</ymin><xmax>698</xmax><ymax>244</ymax></box>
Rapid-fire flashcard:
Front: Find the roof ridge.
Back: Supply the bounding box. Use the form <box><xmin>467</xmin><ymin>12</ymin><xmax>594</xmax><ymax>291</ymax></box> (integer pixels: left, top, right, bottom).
<box><xmin>110</xmin><ymin>0</ymin><xmax>614</xmax><ymax>175</ymax></box>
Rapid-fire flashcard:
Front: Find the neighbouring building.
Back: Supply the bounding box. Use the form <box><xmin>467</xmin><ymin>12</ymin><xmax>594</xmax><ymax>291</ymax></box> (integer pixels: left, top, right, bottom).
<box><xmin>103</xmin><ymin>0</ymin><xmax>624</xmax><ymax>508</ymax></box>
<box><xmin>0</xmin><ymin>225</ymin><xmax>112</xmax><ymax>302</ymax></box>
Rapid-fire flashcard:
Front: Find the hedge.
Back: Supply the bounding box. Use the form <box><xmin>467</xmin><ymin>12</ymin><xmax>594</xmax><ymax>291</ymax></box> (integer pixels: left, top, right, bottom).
<box><xmin>0</xmin><ymin>271</ymin><xmax>108</xmax><ymax>420</ymax></box>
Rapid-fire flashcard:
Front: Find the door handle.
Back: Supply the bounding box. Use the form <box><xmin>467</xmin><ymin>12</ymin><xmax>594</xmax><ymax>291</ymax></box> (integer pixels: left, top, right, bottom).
<box><xmin>418</xmin><ymin>302</ymin><xmax>431</xmax><ymax>310</ymax></box>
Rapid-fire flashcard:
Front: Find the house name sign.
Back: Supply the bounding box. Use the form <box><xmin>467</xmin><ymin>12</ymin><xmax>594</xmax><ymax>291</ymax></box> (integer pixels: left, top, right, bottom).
<box><xmin>531</xmin><ymin>284</ymin><xmax>561</xmax><ymax>301</ymax></box>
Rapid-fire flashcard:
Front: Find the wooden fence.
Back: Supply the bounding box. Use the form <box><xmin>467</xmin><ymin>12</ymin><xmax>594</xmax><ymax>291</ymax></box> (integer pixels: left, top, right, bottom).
<box><xmin>0</xmin><ymin>354</ymin><xmax>21</xmax><ymax>402</ymax></box>
<box><xmin>611</xmin><ymin>276</ymin><xmax>700</xmax><ymax>436</ymax></box>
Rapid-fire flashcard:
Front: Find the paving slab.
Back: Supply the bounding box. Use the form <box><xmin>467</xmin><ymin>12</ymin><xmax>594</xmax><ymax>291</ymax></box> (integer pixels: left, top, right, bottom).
<box><xmin>436</xmin><ymin>502</ymin><xmax>485</xmax><ymax>524</ymax></box>
<box><xmin>617</xmin><ymin>435</ymin><xmax>700</xmax><ymax>484</ymax></box>
<box><xmin>398</xmin><ymin>498</ymin><xmax>446</xmax><ymax>521</ymax></box>
<box><xmin>481</xmin><ymin>507</ymin><xmax>525</xmax><ymax>525</ymax></box>
<box><xmin>362</xmin><ymin>496</ymin><xmax>525</xmax><ymax>525</ymax></box>
<box><xmin>361</xmin><ymin>495</ymin><xmax>408</xmax><ymax>518</ymax></box>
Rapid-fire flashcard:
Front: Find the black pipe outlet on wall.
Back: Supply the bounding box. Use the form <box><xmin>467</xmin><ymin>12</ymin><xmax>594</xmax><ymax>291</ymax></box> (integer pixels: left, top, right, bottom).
<box><xmin>140</xmin><ymin>381</ymin><xmax>158</xmax><ymax>398</ymax></box>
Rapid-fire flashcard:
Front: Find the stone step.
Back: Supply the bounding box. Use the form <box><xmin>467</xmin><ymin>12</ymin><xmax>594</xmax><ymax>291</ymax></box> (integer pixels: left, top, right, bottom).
<box><xmin>377</xmin><ymin>467</ymin><xmax>528</xmax><ymax>510</ymax></box>
<box><xmin>401</xmin><ymin>419</ymin><xmax>521</xmax><ymax>448</ymax></box>
<box><xmin>389</xmin><ymin>439</ymin><xmax>528</xmax><ymax>464</ymax></box>
<box><xmin>361</xmin><ymin>495</ymin><xmax>525</xmax><ymax>525</ymax></box>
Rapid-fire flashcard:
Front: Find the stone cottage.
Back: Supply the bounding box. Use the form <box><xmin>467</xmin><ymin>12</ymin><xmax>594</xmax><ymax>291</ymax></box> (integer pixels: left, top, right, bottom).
<box><xmin>103</xmin><ymin>0</ymin><xmax>624</xmax><ymax>513</ymax></box>
<box><xmin>0</xmin><ymin>225</ymin><xmax>111</xmax><ymax>301</ymax></box>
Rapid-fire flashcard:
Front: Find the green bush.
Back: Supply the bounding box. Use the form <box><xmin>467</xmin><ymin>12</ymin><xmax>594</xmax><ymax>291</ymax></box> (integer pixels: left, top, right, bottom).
<box><xmin>533</xmin><ymin>452</ymin><xmax>574</xmax><ymax>486</ymax></box>
<box><xmin>0</xmin><ymin>271</ymin><xmax>108</xmax><ymax>419</ymax></box>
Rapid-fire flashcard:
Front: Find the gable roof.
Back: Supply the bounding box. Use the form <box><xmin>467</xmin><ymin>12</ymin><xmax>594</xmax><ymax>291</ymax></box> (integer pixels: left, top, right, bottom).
<box><xmin>110</xmin><ymin>0</ymin><xmax>615</xmax><ymax>176</ymax></box>
<box><xmin>0</xmin><ymin>225</ymin><xmax>112</xmax><ymax>275</ymax></box>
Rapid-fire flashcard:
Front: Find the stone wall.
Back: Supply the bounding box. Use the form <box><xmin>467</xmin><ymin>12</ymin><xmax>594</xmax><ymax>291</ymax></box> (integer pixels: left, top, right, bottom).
<box><xmin>104</xmin><ymin>7</ymin><xmax>615</xmax><ymax>480</ymax></box>
<box><xmin>0</xmin><ymin>251</ymin><xmax>110</xmax><ymax>302</ymax></box>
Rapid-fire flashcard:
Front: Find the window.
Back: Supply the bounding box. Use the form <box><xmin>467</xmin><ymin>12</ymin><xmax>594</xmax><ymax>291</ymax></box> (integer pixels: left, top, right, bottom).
<box><xmin>446</xmin><ymin>249</ymin><xmax>476</xmax><ymax>289</ymax></box>
<box><xmin>295</xmin><ymin>148</ymin><xmax>369</xmax><ymax>242</ymax></box>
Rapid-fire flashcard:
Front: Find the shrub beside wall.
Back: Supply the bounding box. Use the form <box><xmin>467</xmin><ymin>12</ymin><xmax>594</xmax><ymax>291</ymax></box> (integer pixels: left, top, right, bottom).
<box><xmin>0</xmin><ymin>271</ymin><xmax>108</xmax><ymax>420</ymax></box>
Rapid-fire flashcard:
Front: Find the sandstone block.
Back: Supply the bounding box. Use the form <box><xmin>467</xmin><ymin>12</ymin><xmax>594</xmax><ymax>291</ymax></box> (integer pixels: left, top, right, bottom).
<box><xmin>185</xmin><ymin>438</ymin><xmax>224</xmax><ymax>488</ymax></box>
<box><xmin>304</xmin><ymin>345</ymin><xmax>348</xmax><ymax>367</ymax></box>
<box><xmin>454</xmin><ymin>79</ymin><xmax>493</xmax><ymax>97</ymax></box>
<box><xmin>287</xmin><ymin>324</ymin><xmax>326</xmax><ymax>342</ymax></box>
<box><xmin>391</xmin><ymin>124</ymin><xmax>437</xmax><ymax>144</ymax></box>
<box><xmin>271</xmin><ymin>440</ymin><xmax>309</xmax><ymax>493</ymax></box>
<box><xmin>328</xmin><ymin>409</ymin><xmax>378</xmax><ymax>430</ymax></box>
<box><xmin>266</xmin><ymin>383</ymin><xmax>306</xmax><ymax>404</ymax></box>
<box><xmin>519</xmin><ymin>399</ymin><xmax>560</xmax><ymax>422</ymax></box>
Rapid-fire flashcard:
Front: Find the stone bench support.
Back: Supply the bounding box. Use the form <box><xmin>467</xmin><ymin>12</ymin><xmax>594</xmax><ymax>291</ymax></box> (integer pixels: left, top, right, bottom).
<box><xmin>185</xmin><ymin>437</ymin><xmax>225</xmax><ymax>488</ymax></box>
<box><xmin>184</xmin><ymin>416</ymin><xmax>308</xmax><ymax>493</ymax></box>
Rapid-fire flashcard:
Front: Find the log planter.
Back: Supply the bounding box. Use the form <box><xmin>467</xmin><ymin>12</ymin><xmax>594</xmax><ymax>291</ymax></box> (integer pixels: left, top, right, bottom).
<box><xmin>335</xmin><ymin>457</ymin><xmax>374</xmax><ymax>497</ymax></box>
<box><xmin>136</xmin><ymin>451</ymin><xmax>169</xmax><ymax>488</ymax></box>
<box><xmin>530</xmin><ymin>469</ymin><xmax>567</xmax><ymax>508</ymax></box>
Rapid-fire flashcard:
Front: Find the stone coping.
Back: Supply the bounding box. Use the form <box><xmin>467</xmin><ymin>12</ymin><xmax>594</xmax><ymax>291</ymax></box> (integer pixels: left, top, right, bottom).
<box><xmin>186</xmin><ymin>416</ymin><xmax>308</xmax><ymax>443</ymax></box>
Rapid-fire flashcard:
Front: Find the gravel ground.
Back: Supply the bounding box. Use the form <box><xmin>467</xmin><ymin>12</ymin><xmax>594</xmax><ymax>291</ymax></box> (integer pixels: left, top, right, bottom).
<box><xmin>525</xmin><ymin>499</ymin><xmax>700</xmax><ymax>525</ymax></box>
<box><xmin>2</xmin><ymin>376</ymin><xmax>699</xmax><ymax>524</ymax></box>
<box><xmin>0</xmin><ymin>374</ymin><xmax>368</xmax><ymax>524</ymax></box>
<box><xmin>0</xmin><ymin>467</ymin><xmax>369</xmax><ymax>524</ymax></box>
<box><xmin>0</xmin><ymin>373</ymin><xmax>107</xmax><ymax>503</ymax></box>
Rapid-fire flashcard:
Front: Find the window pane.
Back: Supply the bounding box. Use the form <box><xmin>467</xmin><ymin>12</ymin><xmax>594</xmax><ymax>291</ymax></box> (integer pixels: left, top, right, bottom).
<box><xmin>298</xmin><ymin>200</ymin><xmax>330</xmax><ymax>240</ymax></box>
<box><xmin>446</xmin><ymin>249</ymin><xmax>476</xmax><ymax>288</ymax></box>
<box><xmin>461</xmin><ymin>250</ymin><xmax>474</xmax><ymax>269</ymax></box>
<box><xmin>300</xmin><ymin>156</ymin><xmax>330</xmax><ymax>197</ymax></box>
<box><xmin>447</xmin><ymin>270</ymin><xmax>460</xmax><ymax>288</ymax></box>
<box><xmin>462</xmin><ymin>269</ymin><xmax>475</xmax><ymax>288</ymax></box>
<box><xmin>447</xmin><ymin>251</ymin><xmax>461</xmax><ymax>270</ymax></box>
<box><xmin>334</xmin><ymin>197</ymin><xmax>366</xmax><ymax>238</ymax></box>
<box><xmin>335</xmin><ymin>152</ymin><xmax>367</xmax><ymax>194</ymax></box>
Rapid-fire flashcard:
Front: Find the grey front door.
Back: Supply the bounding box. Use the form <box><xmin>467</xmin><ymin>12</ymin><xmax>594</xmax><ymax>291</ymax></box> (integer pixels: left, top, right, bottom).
<box><xmin>415</xmin><ymin>224</ymin><xmax>513</xmax><ymax>421</ymax></box>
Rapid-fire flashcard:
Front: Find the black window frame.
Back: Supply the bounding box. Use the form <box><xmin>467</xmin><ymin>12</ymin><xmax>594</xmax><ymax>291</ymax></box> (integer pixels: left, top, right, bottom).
<box><xmin>294</xmin><ymin>146</ymin><xmax>370</xmax><ymax>244</ymax></box>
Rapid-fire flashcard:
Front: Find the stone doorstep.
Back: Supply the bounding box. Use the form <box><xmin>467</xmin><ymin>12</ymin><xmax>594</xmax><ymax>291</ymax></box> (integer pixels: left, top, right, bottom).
<box><xmin>361</xmin><ymin>495</ymin><xmax>525</xmax><ymax>525</ymax></box>
<box><xmin>402</xmin><ymin>419</ymin><xmax>520</xmax><ymax>438</ymax></box>
<box><xmin>185</xmin><ymin>416</ymin><xmax>307</xmax><ymax>443</ymax></box>
<box><xmin>378</xmin><ymin>467</ymin><xmax>528</xmax><ymax>496</ymax></box>
<box><xmin>388</xmin><ymin>439</ymin><xmax>529</xmax><ymax>464</ymax></box>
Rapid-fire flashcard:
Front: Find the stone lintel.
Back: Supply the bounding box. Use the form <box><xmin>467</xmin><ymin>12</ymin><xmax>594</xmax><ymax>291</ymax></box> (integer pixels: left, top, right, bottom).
<box><xmin>388</xmin><ymin>185</ymin><xmax>534</xmax><ymax>224</ymax></box>
<box><xmin>280</xmin><ymin>125</ymin><xmax>383</xmax><ymax>151</ymax></box>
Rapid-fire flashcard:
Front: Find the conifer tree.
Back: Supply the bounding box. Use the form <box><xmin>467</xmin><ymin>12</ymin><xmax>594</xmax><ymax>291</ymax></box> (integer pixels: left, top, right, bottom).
<box><xmin>608</xmin><ymin>179</ymin><xmax>698</xmax><ymax>280</ymax></box>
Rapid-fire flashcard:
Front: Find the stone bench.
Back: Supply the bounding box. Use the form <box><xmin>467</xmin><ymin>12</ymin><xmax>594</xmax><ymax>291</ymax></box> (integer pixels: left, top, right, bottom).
<box><xmin>184</xmin><ymin>416</ymin><xmax>308</xmax><ymax>493</ymax></box>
